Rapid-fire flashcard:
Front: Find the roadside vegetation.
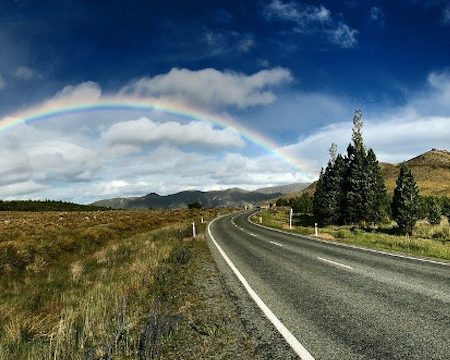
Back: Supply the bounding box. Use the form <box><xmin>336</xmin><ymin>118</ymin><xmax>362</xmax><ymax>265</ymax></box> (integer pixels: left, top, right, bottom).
<box><xmin>264</xmin><ymin>111</ymin><xmax>450</xmax><ymax>261</ymax></box>
<box><xmin>0</xmin><ymin>208</ymin><xmax>257</xmax><ymax>359</ymax></box>
<box><xmin>252</xmin><ymin>209</ymin><xmax>450</xmax><ymax>261</ymax></box>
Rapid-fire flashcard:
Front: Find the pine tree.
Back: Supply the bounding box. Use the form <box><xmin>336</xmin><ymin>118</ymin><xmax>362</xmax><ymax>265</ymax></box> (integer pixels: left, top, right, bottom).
<box><xmin>351</xmin><ymin>110</ymin><xmax>364</xmax><ymax>151</ymax></box>
<box><xmin>313</xmin><ymin>169</ymin><xmax>328</xmax><ymax>225</ymax></box>
<box><xmin>392</xmin><ymin>165</ymin><xmax>420</xmax><ymax>236</ymax></box>
<box><xmin>427</xmin><ymin>199</ymin><xmax>442</xmax><ymax>225</ymax></box>
<box><xmin>344</xmin><ymin>143</ymin><xmax>368</xmax><ymax>224</ymax></box>
<box><xmin>364</xmin><ymin>148</ymin><xmax>388</xmax><ymax>224</ymax></box>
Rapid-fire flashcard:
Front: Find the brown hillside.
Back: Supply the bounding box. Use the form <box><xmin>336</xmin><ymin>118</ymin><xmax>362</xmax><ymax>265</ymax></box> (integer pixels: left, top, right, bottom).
<box><xmin>300</xmin><ymin>149</ymin><xmax>450</xmax><ymax>198</ymax></box>
<box><xmin>382</xmin><ymin>149</ymin><xmax>450</xmax><ymax>196</ymax></box>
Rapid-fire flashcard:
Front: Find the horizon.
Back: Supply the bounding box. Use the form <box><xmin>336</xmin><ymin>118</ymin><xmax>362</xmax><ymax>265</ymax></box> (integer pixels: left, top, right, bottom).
<box><xmin>1</xmin><ymin>1</ymin><xmax>449</xmax><ymax>203</ymax></box>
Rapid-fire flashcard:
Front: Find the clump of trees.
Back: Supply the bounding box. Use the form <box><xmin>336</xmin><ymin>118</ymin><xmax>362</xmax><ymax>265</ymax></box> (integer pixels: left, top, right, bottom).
<box><xmin>312</xmin><ymin>111</ymin><xmax>387</xmax><ymax>226</ymax></box>
<box><xmin>188</xmin><ymin>201</ymin><xmax>202</xmax><ymax>209</ymax></box>
<box><xmin>276</xmin><ymin>193</ymin><xmax>313</xmax><ymax>214</ymax></box>
<box><xmin>310</xmin><ymin>110</ymin><xmax>449</xmax><ymax>235</ymax></box>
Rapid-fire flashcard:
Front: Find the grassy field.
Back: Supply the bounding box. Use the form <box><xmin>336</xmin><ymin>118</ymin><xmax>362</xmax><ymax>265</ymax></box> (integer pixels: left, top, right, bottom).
<box><xmin>252</xmin><ymin>209</ymin><xmax>450</xmax><ymax>261</ymax></box>
<box><xmin>0</xmin><ymin>208</ymin><xmax>258</xmax><ymax>359</ymax></box>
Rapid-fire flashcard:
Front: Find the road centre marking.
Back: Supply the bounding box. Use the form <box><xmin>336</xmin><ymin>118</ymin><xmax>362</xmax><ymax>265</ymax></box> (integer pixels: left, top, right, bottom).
<box><xmin>317</xmin><ymin>257</ymin><xmax>353</xmax><ymax>270</ymax></box>
<box><xmin>270</xmin><ymin>241</ymin><xmax>283</xmax><ymax>247</ymax></box>
<box><xmin>208</xmin><ymin>218</ymin><xmax>316</xmax><ymax>360</ymax></box>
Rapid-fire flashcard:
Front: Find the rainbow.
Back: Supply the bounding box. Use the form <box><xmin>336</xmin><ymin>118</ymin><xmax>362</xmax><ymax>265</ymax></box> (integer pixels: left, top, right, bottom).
<box><xmin>0</xmin><ymin>96</ymin><xmax>314</xmax><ymax>177</ymax></box>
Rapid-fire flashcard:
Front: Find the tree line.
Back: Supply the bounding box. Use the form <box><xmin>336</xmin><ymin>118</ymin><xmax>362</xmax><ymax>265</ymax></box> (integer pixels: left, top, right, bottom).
<box><xmin>276</xmin><ymin>110</ymin><xmax>449</xmax><ymax>236</ymax></box>
<box><xmin>0</xmin><ymin>199</ymin><xmax>108</xmax><ymax>212</ymax></box>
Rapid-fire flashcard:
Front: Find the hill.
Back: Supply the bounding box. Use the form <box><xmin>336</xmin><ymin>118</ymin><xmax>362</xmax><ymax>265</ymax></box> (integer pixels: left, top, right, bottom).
<box><xmin>92</xmin><ymin>187</ymin><xmax>285</xmax><ymax>209</ymax></box>
<box><xmin>254</xmin><ymin>182</ymin><xmax>310</xmax><ymax>195</ymax></box>
<box><xmin>302</xmin><ymin>149</ymin><xmax>450</xmax><ymax>197</ymax></box>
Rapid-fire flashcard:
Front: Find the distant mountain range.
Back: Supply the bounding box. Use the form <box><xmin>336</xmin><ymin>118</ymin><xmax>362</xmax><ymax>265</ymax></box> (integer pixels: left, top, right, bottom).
<box><xmin>92</xmin><ymin>183</ymin><xmax>310</xmax><ymax>209</ymax></box>
<box><xmin>302</xmin><ymin>149</ymin><xmax>450</xmax><ymax>197</ymax></box>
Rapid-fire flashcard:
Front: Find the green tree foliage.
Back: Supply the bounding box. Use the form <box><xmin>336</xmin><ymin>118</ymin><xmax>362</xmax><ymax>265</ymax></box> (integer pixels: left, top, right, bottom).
<box><xmin>0</xmin><ymin>199</ymin><xmax>107</xmax><ymax>212</ymax></box>
<box><xmin>364</xmin><ymin>148</ymin><xmax>388</xmax><ymax>223</ymax></box>
<box><xmin>313</xmin><ymin>110</ymin><xmax>387</xmax><ymax>226</ymax></box>
<box><xmin>392</xmin><ymin>165</ymin><xmax>420</xmax><ymax>235</ymax></box>
<box><xmin>276</xmin><ymin>197</ymin><xmax>289</xmax><ymax>206</ymax></box>
<box><xmin>443</xmin><ymin>197</ymin><xmax>450</xmax><ymax>219</ymax></box>
<box><xmin>291</xmin><ymin>193</ymin><xmax>313</xmax><ymax>214</ymax></box>
<box><xmin>427</xmin><ymin>198</ymin><xmax>442</xmax><ymax>225</ymax></box>
<box><xmin>313</xmin><ymin>169</ymin><xmax>328</xmax><ymax>225</ymax></box>
<box><xmin>187</xmin><ymin>201</ymin><xmax>202</xmax><ymax>209</ymax></box>
<box><xmin>344</xmin><ymin>143</ymin><xmax>368</xmax><ymax>224</ymax></box>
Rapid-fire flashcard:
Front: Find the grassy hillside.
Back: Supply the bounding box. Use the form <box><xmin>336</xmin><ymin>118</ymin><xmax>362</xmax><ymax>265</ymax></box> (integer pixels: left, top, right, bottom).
<box><xmin>381</xmin><ymin>149</ymin><xmax>450</xmax><ymax>196</ymax></box>
<box><xmin>0</xmin><ymin>208</ymin><xmax>261</xmax><ymax>359</ymax></box>
<box><xmin>302</xmin><ymin>149</ymin><xmax>450</xmax><ymax>197</ymax></box>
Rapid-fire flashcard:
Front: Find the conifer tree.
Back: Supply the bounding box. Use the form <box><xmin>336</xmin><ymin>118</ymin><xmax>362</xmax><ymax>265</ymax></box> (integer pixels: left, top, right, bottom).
<box><xmin>364</xmin><ymin>148</ymin><xmax>388</xmax><ymax>223</ymax></box>
<box><xmin>344</xmin><ymin>143</ymin><xmax>368</xmax><ymax>224</ymax></box>
<box><xmin>313</xmin><ymin>169</ymin><xmax>327</xmax><ymax>225</ymax></box>
<box><xmin>392</xmin><ymin>165</ymin><xmax>420</xmax><ymax>236</ymax></box>
<box><xmin>427</xmin><ymin>198</ymin><xmax>442</xmax><ymax>225</ymax></box>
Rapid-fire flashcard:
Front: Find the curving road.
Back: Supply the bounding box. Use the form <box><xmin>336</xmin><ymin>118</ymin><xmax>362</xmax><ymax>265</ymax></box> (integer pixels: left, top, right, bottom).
<box><xmin>207</xmin><ymin>210</ymin><xmax>450</xmax><ymax>360</ymax></box>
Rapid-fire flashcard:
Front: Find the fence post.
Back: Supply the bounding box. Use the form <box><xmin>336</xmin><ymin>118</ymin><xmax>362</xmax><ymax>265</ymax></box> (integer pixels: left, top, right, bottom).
<box><xmin>289</xmin><ymin>208</ymin><xmax>293</xmax><ymax>229</ymax></box>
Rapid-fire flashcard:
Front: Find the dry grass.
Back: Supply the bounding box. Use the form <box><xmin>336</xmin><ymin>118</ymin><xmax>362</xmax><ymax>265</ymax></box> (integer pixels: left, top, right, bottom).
<box><xmin>0</xmin><ymin>208</ymin><xmax>233</xmax><ymax>359</ymax></box>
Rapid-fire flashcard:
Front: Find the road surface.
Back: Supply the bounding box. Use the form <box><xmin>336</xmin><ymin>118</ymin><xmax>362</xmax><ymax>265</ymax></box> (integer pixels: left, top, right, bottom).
<box><xmin>207</xmin><ymin>211</ymin><xmax>450</xmax><ymax>360</ymax></box>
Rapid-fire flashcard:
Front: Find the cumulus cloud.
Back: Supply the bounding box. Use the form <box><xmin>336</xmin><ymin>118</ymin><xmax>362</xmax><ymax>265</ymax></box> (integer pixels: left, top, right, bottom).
<box><xmin>14</xmin><ymin>66</ymin><xmax>41</xmax><ymax>81</ymax></box>
<box><xmin>102</xmin><ymin>117</ymin><xmax>245</xmax><ymax>149</ymax></box>
<box><xmin>281</xmin><ymin>70</ymin><xmax>450</xmax><ymax>172</ymax></box>
<box><xmin>263</xmin><ymin>0</ymin><xmax>358</xmax><ymax>48</ymax></box>
<box><xmin>120</xmin><ymin>67</ymin><xmax>292</xmax><ymax>109</ymax></box>
<box><xmin>50</xmin><ymin>81</ymin><xmax>102</xmax><ymax>105</ymax></box>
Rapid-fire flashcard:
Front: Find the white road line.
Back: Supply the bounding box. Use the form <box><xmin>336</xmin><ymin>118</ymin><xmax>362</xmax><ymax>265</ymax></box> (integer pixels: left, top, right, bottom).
<box><xmin>249</xmin><ymin>233</ymin><xmax>257</xmax><ymax>237</ymax></box>
<box><xmin>208</xmin><ymin>219</ymin><xmax>315</xmax><ymax>360</ymax></box>
<box><xmin>270</xmin><ymin>241</ymin><xmax>283</xmax><ymax>247</ymax></box>
<box><xmin>317</xmin><ymin>257</ymin><xmax>353</xmax><ymax>270</ymax></box>
<box><xmin>248</xmin><ymin>213</ymin><xmax>450</xmax><ymax>268</ymax></box>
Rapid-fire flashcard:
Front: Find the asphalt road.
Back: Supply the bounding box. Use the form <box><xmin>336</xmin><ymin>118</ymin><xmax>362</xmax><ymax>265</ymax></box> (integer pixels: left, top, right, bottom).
<box><xmin>208</xmin><ymin>211</ymin><xmax>450</xmax><ymax>360</ymax></box>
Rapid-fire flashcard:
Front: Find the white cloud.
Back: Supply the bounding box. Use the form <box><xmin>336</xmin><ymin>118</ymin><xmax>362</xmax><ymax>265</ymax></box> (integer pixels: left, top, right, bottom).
<box><xmin>281</xmin><ymin>70</ymin><xmax>450</xmax><ymax>172</ymax></box>
<box><xmin>328</xmin><ymin>23</ymin><xmax>358</xmax><ymax>48</ymax></box>
<box><xmin>51</xmin><ymin>81</ymin><xmax>102</xmax><ymax>105</ymax></box>
<box><xmin>14</xmin><ymin>66</ymin><xmax>41</xmax><ymax>81</ymax></box>
<box><xmin>263</xmin><ymin>0</ymin><xmax>357</xmax><ymax>48</ymax></box>
<box><xmin>0</xmin><ymin>73</ymin><xmax>6</xmax><ymax>90</ymax></box>
<box><xmin>264</xmin><ymin>0</ymin><xmax>330</xmax><ymax>23</ymax></box>
<box><xmin>0</xmin><ymin>181</ymin><xmax>47</xmax><ymax>198</ymax></box>
<box><xmin>120</xmin><ymin>67</ymin><xmax>292</xmax><ymax>109</ymax></box>
<box><xmin>102</xmin><ymin>117</ymin><xmax>245</xmax><ymax>149</ymax></box>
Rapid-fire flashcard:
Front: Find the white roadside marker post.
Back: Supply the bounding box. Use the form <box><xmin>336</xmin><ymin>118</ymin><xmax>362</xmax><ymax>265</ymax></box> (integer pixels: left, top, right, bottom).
<box><xmin>259</xmin><ymin>216</ymin><xmax>263</xmax><ymax>224</ymax></box>
<box><xmin>192</xmin><ymin>222</ymin><xmax>196</xmax><ymax>239</ymax></box>
<box><xmin>289</xmin><ymin>208</ymin><xmax>293</xmax><ymax>229</ymax></box>
<box><xmin>315</xmin><ymin>223</ymin><xmax>318</xmax><ymax>237</ymax></box>
<box><xmin>201</xmin><ymin>216</ymin><xmax>204</xmax><ymax>223</ymax></box>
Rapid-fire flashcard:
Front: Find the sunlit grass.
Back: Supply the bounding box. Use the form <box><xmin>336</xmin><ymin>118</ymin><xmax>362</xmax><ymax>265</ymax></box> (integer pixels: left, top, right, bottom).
<box><xmin>0</xmin><ymin>209</ymin><xmax>231</xmax><ymax>359</ymax></box>
<box><xmin>252</xmin><ymin>209</ymin><xmax>450</xmax><ymax>261</ymax></box>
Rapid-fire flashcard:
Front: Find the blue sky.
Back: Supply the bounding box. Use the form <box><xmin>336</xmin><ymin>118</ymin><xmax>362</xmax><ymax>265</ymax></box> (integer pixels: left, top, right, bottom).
<box><xmin>0</xmin><ymin>0</ymin><xmax>449</xmax><ymax>202</ymax></box>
